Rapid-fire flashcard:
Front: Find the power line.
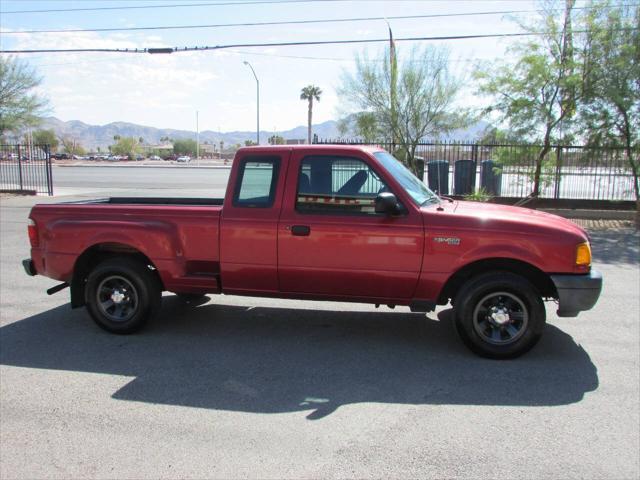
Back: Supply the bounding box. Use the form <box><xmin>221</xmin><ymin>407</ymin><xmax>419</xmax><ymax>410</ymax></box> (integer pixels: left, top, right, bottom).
<box><xmin>0</xmin><ymin>0</ymin><xmax>343</xmax><ymax>15</ymax></box>
<box><xmin>28</xmin><ymin>49</ymin><xmax>489</xmax><ymax>67</ymax></box>
<box><xmin>5</xmin><ymin>4</ymin><xmax>638</xmax><ymax>35</ymax></box>
<box><xmin>0</xmin><ymin>31</ymin><xmax>604</xmax><ymax>54</ymax></box>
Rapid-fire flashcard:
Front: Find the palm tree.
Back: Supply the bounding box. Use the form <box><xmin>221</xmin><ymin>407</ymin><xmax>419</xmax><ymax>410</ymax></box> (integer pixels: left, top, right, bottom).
<box><xmin>300</xmin><ymin>85</ymin><xmax>322</xmax><ymax>144</ymax></box>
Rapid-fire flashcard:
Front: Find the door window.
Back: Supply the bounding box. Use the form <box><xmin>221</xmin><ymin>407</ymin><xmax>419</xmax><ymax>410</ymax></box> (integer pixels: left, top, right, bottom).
<box><xmin>296</xmin><ymin>156</ymin><xmax>389</xmax><ymax>215</ymax></box>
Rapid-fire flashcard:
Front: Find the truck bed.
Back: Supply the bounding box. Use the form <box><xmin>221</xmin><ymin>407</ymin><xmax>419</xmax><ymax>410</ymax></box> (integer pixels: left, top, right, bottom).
<box><xmin>61</xmin><ymin>197</ymin><xmax>224</xmax><ymax>206</ymax></box>
<box><xmin>28</xmin><ymin>198</ymin><xmax>223</xmax><ymax>294</ymax></box>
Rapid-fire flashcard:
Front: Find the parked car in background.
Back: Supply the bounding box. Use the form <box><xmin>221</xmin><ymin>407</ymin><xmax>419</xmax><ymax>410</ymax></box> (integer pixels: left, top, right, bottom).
<box><xmin>176</xmin><ymin>155</ymin><xmax>191</xmax><ymax>163</ymax></box>
<box><xmin>149</xmin><ymin>155</ymin><xmax>161</xmax><ymax>161</ymax></box>
<box><xmin>164</xmin><ymin>154</ymin><xmax>178</xmax><ymax>161</ymax></box>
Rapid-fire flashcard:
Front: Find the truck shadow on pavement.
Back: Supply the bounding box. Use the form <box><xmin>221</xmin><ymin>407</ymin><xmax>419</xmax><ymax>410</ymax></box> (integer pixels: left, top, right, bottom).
<box><xmin>0</xmin><ymin>297</ymin><xmax>598</xmax><ymax>420</ymax></box>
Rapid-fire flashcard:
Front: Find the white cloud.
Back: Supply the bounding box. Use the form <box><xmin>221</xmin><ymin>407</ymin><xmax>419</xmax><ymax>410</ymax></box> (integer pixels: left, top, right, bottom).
<box><xmin>5</xmin><ymin>31</ymin><xmax>233</xmax><ymax>128</ymax></box>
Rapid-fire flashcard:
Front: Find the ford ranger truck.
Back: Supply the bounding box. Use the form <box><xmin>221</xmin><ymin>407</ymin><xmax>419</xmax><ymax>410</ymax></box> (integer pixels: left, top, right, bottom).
<box><xmin>23</xmin><ymin>145</ymin><xmax>602</xmax><ymax>358</ymax></box>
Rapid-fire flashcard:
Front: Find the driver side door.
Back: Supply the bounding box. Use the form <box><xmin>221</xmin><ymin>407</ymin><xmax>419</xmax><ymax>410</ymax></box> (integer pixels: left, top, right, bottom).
<box><xmin>277</xmin><ymin>151</ymin><xmax>424</xmax><ymax>300</ymax></box>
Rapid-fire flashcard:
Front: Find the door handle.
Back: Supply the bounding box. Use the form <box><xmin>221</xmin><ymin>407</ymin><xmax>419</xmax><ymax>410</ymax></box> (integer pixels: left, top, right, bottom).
<box><xmin>291</xmin><ymin>225</ymin><xmax>311</xmax><ymax>236</ymax></box>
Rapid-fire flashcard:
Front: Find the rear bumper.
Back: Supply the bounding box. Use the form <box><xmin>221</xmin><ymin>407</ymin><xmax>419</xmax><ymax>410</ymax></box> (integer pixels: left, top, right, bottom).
<box><xmin>551</xmin><ymin>269</ymin><xmax>603</xmax><ymax>317</ymax></box>
<box><xmin>22</xmin><ymin>259</ymin><xmax>37</xmax><ymax>276</ymax></box>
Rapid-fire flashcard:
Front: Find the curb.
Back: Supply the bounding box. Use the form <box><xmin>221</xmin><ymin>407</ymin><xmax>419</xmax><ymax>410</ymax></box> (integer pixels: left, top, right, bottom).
<box><xmin>0</xmin><ymin>189</ymin><xmax>37</xmax><ymax>196</ymax></box>
<box><xmin>542</xmin><ymin>209</ymin><xmax>636</xmax><ymax>221</ymax></box>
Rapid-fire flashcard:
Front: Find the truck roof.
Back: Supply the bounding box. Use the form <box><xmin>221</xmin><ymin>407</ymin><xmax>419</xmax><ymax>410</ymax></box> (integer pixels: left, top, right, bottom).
<box><xmin>236</xmin><ymin>144</ymin><xmax>386</xmax><ymax>155</ymax></box>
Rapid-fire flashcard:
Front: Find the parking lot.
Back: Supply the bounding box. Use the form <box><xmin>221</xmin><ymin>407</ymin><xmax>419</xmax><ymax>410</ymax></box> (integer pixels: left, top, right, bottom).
<box><xmin>1</xmin><ymin>187</ymin><xmax>638</xmax><ymax>479</ymax></box>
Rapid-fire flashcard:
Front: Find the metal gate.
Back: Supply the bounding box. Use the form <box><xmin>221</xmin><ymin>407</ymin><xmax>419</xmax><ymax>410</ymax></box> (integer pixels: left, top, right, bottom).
<box><xmin>315</xmin><ymin>138</ymin><xmax>638</xmax><ymax>201</ymax></box>
<box><xmin>0</xmin><ymin>144</ymin><xmax>53</xmax><ymax>195</ymax></box>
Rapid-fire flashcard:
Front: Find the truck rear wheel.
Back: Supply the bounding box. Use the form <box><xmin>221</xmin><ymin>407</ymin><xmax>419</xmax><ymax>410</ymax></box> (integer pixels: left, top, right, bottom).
<box><xmin>85</xmin><ymin>257</ymin><xmax>161</xmax><ymax>334</ymax></box>
<box><xmin>454</xmin><ymin>272</ymin><xmax>546</xmax><ymax>359</ymax></box>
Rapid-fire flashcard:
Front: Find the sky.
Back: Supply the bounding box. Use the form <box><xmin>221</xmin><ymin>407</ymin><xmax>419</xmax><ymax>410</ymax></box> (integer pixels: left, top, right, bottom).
<box><xmin>1</xmin><ymin>0</ymin><xmax>573</xmax><ymax>134</ymax></box>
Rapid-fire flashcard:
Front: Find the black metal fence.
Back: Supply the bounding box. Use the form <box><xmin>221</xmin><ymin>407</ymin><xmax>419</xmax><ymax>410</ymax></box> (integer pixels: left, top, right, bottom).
<box><xmin>315</xmin><ymin>139</ymin><xmax>638</xmax><ymax>201</ymax></box>
<box><xmin>0</xmin><ymin>144</ymin><xmax>53</xmax><ymax>195</ymax></box>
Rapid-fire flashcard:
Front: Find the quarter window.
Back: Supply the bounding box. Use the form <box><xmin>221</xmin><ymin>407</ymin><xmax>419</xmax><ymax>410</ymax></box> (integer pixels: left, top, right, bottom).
<box><xmin>233</xmin><ymin>156</ymin><xmax>280</xmax><ymax>207</ymax></box>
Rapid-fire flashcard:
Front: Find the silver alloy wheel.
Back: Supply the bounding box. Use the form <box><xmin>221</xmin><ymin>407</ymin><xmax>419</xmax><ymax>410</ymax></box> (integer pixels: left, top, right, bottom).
<box><xmin>96</xmin><ymin>275</ymin><xmax>139</xmax><ymax>323</ymax></box>
<box><xmin>472</xmin><ymin>291</ymin><xmax>529</xmax><ymax>345</ymax></box>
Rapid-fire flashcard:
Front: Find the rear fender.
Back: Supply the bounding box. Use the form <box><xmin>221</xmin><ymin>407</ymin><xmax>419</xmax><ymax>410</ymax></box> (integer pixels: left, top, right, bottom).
<box><xmin>47</xmin><ymin>219</ymin><xmax>181</xmax><ymax>261</ymax></box>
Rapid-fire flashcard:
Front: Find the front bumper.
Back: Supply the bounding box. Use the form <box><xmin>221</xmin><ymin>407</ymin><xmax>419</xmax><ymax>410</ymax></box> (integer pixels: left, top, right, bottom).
<box><xmin>22</xmin><ymin>259</ymin><xmax>37</xmax><ymax>276</ymax></box>
<box><xmin>551</xmin><ymin>269</ymin><xmax>603</xmax><ymax>317</ymax></box>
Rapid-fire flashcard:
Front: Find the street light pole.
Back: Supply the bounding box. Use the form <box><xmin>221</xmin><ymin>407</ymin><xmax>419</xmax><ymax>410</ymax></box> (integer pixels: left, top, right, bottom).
<box><xmin>243</xmin><ymin>61</ymin><xmax>260</xmax><ymax>145</ymax></box>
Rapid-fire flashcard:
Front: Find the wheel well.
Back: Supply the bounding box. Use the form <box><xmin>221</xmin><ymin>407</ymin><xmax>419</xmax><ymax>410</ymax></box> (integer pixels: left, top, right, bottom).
<box><xmin>71</xmin><ymin>243</ymin><xmax>164</xmax><ymax>307</ymax></box>
<box><xmin>438</xmin><ymin>258</ymin><xmax>557</xmax><ymax>305</ymax></box>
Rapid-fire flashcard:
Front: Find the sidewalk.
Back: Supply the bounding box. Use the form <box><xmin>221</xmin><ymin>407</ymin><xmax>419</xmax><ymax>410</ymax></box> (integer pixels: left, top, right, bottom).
<box><xmin>568</xmin><ymin>218</ymin><xmax>636</xmax><ymax>231</ymax></box>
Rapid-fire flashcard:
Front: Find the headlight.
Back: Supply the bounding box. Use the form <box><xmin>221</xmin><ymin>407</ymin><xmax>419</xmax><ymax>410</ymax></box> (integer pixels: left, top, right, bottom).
<box><xmin>575</xmin><ymin>242</ymin><xmax>591</xmax><ymax>267</ymax></box>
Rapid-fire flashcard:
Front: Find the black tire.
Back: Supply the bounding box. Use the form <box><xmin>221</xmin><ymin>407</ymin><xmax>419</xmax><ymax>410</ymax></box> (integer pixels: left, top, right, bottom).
<box><xmin>85</xmin><ymin>257</ymin><xmax>161</xmax><ymax>334</ymax></box>
<box><xmin>453</xmin><ymin>271</ymin><xmax>546</xmax><ymax>359</ymax></box>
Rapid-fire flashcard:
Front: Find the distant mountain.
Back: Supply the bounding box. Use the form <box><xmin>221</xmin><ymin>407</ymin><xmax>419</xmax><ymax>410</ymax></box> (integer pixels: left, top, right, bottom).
<box><xmin>39</xmin><ymin>117</ymin><xmax>339</xmax><ymax>150</ymax></box>
<box><xmin>38</xmin><ymin>117</ymin><xmax>489</xmax><ymax>151</ymax></box>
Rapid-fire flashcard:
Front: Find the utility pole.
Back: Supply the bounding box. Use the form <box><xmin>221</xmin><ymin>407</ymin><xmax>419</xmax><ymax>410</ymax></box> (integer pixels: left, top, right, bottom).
<box><xmin>386</xmin><ymin>20</ymin><xmax>398</xmax><ymax>149</ymax></box>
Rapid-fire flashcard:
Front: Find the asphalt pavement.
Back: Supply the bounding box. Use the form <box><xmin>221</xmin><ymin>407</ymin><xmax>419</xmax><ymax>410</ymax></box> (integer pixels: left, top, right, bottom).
<box><xmin>0</xmin><ymin>184</ymin><xmax>639</xmax><ymax>479</ymax></box>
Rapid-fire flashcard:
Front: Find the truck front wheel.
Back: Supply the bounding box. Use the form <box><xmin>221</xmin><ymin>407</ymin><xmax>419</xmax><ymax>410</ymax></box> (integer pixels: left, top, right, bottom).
<box><xmin>85</xmin><ymin>257</ymin><xmax>161</xmax><ymax>334</ymax></box>
<box><xmin>454</xmin><ymin>272</ymin><xmax>546</xmax><ymax>359</ymax></box>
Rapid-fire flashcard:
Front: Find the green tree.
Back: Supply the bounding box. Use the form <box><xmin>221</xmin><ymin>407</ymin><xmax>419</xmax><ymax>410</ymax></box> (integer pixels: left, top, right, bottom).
<box><xmin>244</xmin><ymin>140</ymin><xmax>257</xmax><ymax>146</ymax></box>
<box><xmin>29</xmin><ymin>129</ymin><xmax>59</xmax><ymax>151</ymax></box>
<box><xmin>111</xmin><ymin>136</ymin><xmax>140</xmax><ymax>159</ymax></box>
<box><xmin>338</xmin><ymin>45</ymin><xmax>464</xmax><ymax>177</ymax></box>
<box><xmin>300</xmin><ymin>85</ymin><xmax>322</xmax><ymax>144</ymax></box>
<box><xmin>581</xmin><ymin>3</ymin><xmax>639</xmax><ymax>211</ymax></box>
<box><xmin>339</xmin><ymin>112</ymin><xmax>384</xmax><ymax>143</ymax></box>
<box><xmin>475</xmin><ymin>0</ymin><xmax>580</xmax><ymax>197</ymax></box>
<box><xmin>0</xmin><ymin>56</ymin><xmax>48</xmax><ymax>137</ymax></box>
<box><xmin>60</xmin><ymin>136</ymin><xmax>86</xmax><ymax>156</ymax></box>
<box><xmin>173</xmin><ymin>138</ymin><xmax>197</xmax><ymax>156</ymax></box>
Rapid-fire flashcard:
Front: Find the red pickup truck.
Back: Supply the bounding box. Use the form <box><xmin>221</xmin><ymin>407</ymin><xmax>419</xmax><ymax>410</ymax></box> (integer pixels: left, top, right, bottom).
<box><xmin>23</xmin><ymin>145</ymin><xmax>602</xmax><ymax>358</ymax></box>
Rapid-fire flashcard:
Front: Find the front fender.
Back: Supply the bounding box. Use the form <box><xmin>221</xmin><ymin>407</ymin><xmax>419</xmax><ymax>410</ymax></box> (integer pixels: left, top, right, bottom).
<box><xmin>455</xmin><ymin>243</ymin><xmax>546</xmax><ymax>272</ymax></box>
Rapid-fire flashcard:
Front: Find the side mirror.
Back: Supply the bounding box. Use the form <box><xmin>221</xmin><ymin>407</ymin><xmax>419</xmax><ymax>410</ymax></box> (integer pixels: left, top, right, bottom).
<box><xmin>375</xmin><ymin>192</ymin><xmax>400</xmax><ymax>215</ymax></box>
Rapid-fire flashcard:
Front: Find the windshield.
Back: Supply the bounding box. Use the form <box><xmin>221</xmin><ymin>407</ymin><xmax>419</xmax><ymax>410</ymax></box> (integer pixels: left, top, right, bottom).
<box><xmin>374</xmin><ymin>152</ymin><xmax>439</xmax><ymax>206</ymax></box>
